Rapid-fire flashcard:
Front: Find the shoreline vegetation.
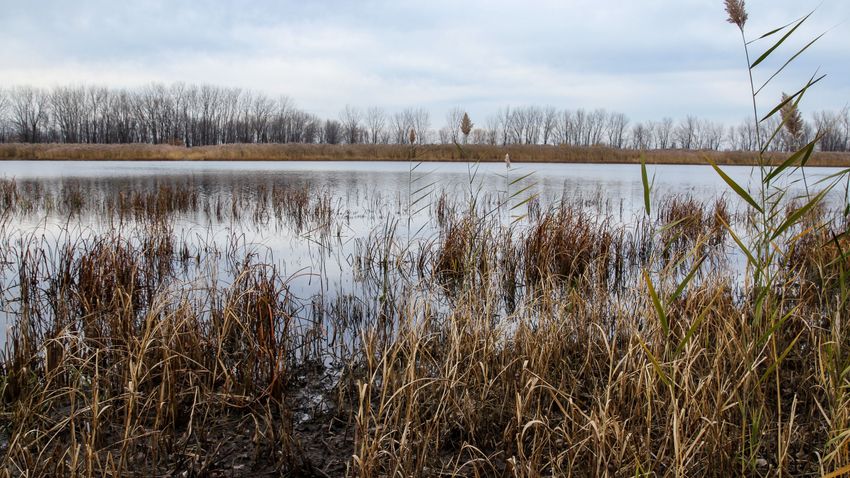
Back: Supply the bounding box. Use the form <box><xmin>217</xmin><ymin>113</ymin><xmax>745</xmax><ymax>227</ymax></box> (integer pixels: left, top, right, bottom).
<box><xmin>1</xmin><ymin>142</ymin><xmax>850</xmax><ymax>166</ymax></box>
<box><xmin>0</xmin><ymin>174</ymin><xmax>847</xmax><ymax>476</ymax></box>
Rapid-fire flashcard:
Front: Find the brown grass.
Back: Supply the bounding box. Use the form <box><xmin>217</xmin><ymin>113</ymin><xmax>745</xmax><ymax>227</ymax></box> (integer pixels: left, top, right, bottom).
<box><xmin>1</xmin><ymin>142</ymin><xmax>849</xmax><ymax>166</ymax></box>
<box><xmin>1</xmin><ymin>178</ymin><xmax>849</xmax><ymax>476</ymax></box>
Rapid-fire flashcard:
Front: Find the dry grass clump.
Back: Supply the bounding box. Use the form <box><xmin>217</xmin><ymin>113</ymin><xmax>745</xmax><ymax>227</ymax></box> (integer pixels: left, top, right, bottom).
<box><xmin>271</xmin><ymin>185</ymin><xmax>334</xmax><ymax>233</ymax></box>
<box><xmin>657</xmin><ymin>195</ymin><xmax>730</xmax><ymax>258</ymax></box>
<box><xmin>345</xmin><ymin>270</ymin><xmax>848</xmax><ymax>476</ymax></box>
<box><xmin>434</xmin><ymin>210</ymin><xmax>495</xmax><ymax>291</ymax></box>
<box><xmin>0</xmin><ymin>223</ymin><xmax>340</xmax><ymax>476</ymax></box>
<box><xmin>522</xmin><ymin>206</ymin><xmax>616</xmax><ymax>287</ymax></box>
<box><xmin>0</xmin><ymin>177</ymin><xmax>338</xmax><ymax>234</ymax></box>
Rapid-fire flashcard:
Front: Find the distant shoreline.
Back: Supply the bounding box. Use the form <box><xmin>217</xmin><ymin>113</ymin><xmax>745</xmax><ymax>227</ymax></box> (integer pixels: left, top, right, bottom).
<box><xmin>1</xmin><ymin>143</ymin><xmax>849</xmax><ymax>167</ymax></box>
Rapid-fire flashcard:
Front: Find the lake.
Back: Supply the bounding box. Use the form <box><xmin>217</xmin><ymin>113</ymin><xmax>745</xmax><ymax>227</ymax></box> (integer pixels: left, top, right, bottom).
<box><xmin>0</xmin><ymin>160</ymin><xmax>845</xmax><ymax>342</ymax></box>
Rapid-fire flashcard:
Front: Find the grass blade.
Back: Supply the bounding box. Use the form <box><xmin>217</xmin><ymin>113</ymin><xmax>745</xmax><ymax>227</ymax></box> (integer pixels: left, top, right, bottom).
<box><xmin>750</xmin><ymin>11</ymin><xmax>813</xmax><ymax>70</ymax></box>
<box><xmin>637</xmin><ymin>336</ymin><xmax>671</xmax><ymax>387</ymax></box>
<box><xmin>641</xmin><ymin>154</ymin><xmax>651</xmax><ymax>216</ymax></box>
<box><xmin>707</xmin><ymin>157</ymin><xmax>763</xmax><ymax>213</ymax></box>
<box><xmin>674</xmin><ymin>289</ymin><xmax>719</xmax><ymax>357</ymax></box>
<box><xmin>760</xmin><ymin>73</ymin><xmax>826</xmax><ymax>123</ymax></box>
<box><xmin>644</xmin><ymin>269</ymin><xmax>668</xmax><ymax>335</ymax></box>
<box><xmin>760</xmin><ymin>330</ymin><xmax>804</xmax><ymax>384</ymax></box>
<box><xmin>770</xmin><ymin>188</ymin><xmax>829</xmax><ymax>241</ymax></box>
<box><xmin>764</xmin><ymin>139</ymin><xmax>817</xmax><ymax>183</ymax></box>
<box><xmin>670</xmin><ymin>254</ymin><xmax>707</xmax><ymax>301</ymax></box>
<box><xmin>717</xmin><ymin>214</ymin><xmax>758</xmax><ymax>266</ymax></box>
<box><xmin>755</xmin><ymin>32</ymin><xmax>825</xmax><ymax>95</ymax></box>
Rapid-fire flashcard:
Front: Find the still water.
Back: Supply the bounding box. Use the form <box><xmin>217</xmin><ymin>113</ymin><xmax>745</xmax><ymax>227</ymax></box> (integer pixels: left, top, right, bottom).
<box><xmin>0</xmin><ymin>160</ymin><xmax>845</xmax><ymax>340</ymax></box>
<box><xmin>0</xmin><ymin>160</ymin><xmax>836</xmax><ymax>204</ymax></box>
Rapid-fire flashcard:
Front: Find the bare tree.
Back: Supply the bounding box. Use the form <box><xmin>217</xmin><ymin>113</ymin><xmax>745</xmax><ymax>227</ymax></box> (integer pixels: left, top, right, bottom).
<box><xmin>554</xmin><ymin>109</ymin><xmax>573</xmax><ymax>145</ymax></box>
<box><xmin>339</xmin><ymin>105</ymin><xmax>362</xmax><ymax>144</ymax></box>
<box><xmin>506</xmin><ymin>106</ymin><xmax>543</xmax><ymax>145</ymax></box>
<box><xmin>391</xmin><ymin>110</ymin><xmax>412</xmax><ymax>144</ymax></box>
<box><xmin>674</xmin><ymin>116</ymin><xmax>699</xmax><ymax>149</ymax></box>
<box><xmin>10</xmin><ymin>86</ymin><xmax>49</xmax><ymax>142</ymax></box>
<box><xmin>541</xmin><ymin>106</ymin><xmax>558</xmax><ymax>145</ymax></box>
<box><xmin>497</xmin><ymin>107</ymin><xmax>512</xmax><ymax>145</ymax></box>
<box><xmin>587</xmin><ymin>109</ymin><xmax>608</xmax><ymax>146</ymax></box>
<box><xmin>606</xmin><ymin>112</ymin><xmax>629</xmax><ymax>148</ymax></box>
<box><xmin>631</xmin><ymin>123</ymin><xmax>650</xmax><ymax>150</ymax></box>
<box><xmin>406</xmin><ymin>107</ymin><xmax>430</xmax><ymax>144</ymax></box>
<box><xmin>365</xmin><ymin>106</ymin><xmax>386</xmax><ymax>144</ymax></box>
<box><xmin>814</xmin><ymin>109</ymin><xmax>849</xmax><ymax>152</ymax></box>
<box><xmin>437</xmin><ymin>127</ymin><xmax>452</xmax><ymax>144</ymax></box>
<box><xmin>522</xmin><ymin>106</ymin><xmax>544</xmax><ymax>144</ymax></box>
<box><xmin>445</xmin><ymin>106</ymin><xmax>464</xmax><ymax>144</ymax></box>
<box><xmin>249</xmin><ymin>93</ymin><xmax>274</xmax><ymax>143</ymax></box>
<box><xmin>269</xmin><ymin>95</ymin><xmax>293</xmax><ymax>144</ymax></box>
<box><xmin>50</xmin><ymin>86</ymin><xmax>86</xmax><ymax>143</ymax></box>
<box><xmin>0</xmin><ymin>88</ymin><xmax>8</xmax><ymax>141</ymax></box>
<box><xmin>0</xmin><ymin>88</ymin><xmax>7</xmax><ymax>117</ymax></box>
<box><xmin>654</xmin><ymin>117</ymin><xmax>673</xmax><ymax>149</ymax></box>
<box><xmin>322</xmin><ymin>119</ymin><xmax>342</xmax><ymax>144</ymax></box>
<box><xmin>470</xmin><ymin>128</ymin><xmax>487</xmax><ymax>145</ymax></box>
<box><xmin>572</xmin><ymin>109</ymin><xmax>587</xmax><ymax>145</ymax></box>
<box><xmin>6</xmin><ymin>80</ymin><xmax>850</xmax><ymax>152</ymax></box>
<box><xmin>484</xmin><ymin>114</ymin><xmax>500</xmax><ymax>145</ymax></box>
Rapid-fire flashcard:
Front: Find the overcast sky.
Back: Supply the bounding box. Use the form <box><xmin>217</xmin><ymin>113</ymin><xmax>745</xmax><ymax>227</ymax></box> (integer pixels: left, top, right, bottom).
<box><xmin>1</xmin><ymin>0</ymin><xmax>847</xmax><ymax>126</ymax></box>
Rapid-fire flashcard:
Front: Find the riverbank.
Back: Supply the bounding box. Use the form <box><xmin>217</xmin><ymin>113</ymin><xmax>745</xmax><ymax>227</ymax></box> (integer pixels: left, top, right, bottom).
<box><xmin>1</xmin><ymin>142</ymin><xmax>849</xmax><ymax>166</ymax></box>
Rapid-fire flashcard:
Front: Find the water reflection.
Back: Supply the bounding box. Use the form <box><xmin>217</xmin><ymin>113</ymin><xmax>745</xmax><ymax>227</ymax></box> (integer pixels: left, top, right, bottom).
<box><xmin>0</xmin><ymin>160</ymin><xmax>845</xmax><ymax>342</ymax></box>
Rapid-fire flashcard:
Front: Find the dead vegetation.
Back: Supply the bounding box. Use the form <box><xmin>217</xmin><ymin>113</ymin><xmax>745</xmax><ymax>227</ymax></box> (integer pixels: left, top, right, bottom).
<box><xmin>0</xmin><ymin>178</ymin><xmax>847</xmax><ymax>476</ymax></box>
<box><xmin>1</xmin><ymin>142</ymin><xmax>849</xmax><ymax>167</ymax></box>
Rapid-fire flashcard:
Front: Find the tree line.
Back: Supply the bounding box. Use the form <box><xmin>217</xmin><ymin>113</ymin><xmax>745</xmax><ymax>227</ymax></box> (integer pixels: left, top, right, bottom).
<box><xmin>0</xmin><ymin>83</ymin><xmax>848</xmax><ymax>152</ymax></box>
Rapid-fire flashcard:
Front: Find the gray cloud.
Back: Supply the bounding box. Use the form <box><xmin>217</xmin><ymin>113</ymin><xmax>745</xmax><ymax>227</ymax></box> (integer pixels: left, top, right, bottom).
<box><xmin>1</xmin><ymin>0</ymin><xmax>847</xmax><ymax>125</ymax></box>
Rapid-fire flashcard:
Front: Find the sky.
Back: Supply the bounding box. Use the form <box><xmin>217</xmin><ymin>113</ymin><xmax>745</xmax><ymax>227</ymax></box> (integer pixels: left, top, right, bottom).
<box><xmin>1</xmin><ymin>0</ymin><xmax>848</xmax><ymax>126</ymax></box>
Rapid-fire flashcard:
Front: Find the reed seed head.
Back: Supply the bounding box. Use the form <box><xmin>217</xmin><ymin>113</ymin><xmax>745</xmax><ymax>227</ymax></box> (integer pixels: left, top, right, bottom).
<box><xmin>724</xmin><ymin>0</ymin><xmax>748</xmax><ymax>30</ymax></box>
<box><xmin>780</xmin><ymin>92</ymin><xmax>804</xmax><ymax>144</ymax></box>
<box><xmin>460</xmin><ymin>112</ymin><xmax>473</xmax><ymax>137</ymax></box>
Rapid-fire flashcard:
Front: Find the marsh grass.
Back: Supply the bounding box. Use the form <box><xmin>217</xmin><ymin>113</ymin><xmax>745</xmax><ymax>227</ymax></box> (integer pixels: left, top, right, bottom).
<box><xmin>0</xmin><ymin>175</ymin><xmax>847</xmax><ymax>476</ymax></box>
<box><xmin>2</xmin><ymin>142</ymin><xmax>850</xmax><ymax>166</ymax></box>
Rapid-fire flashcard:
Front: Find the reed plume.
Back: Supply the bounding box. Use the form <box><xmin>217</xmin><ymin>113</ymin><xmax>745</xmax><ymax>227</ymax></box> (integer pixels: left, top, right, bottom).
<box><xmin>780</xmin><ymin>92</ymin><xmax>805</xmax><ymax>148</ymax></box>
<box><xmin>460</xmin><ymin>112</ymin><xmax>473</xmax><ymax>144</ymax></box>
<box><xmin>724</xmin><ymin>0</ymin><xmax>748</xmax><ymax>29</ymax></box>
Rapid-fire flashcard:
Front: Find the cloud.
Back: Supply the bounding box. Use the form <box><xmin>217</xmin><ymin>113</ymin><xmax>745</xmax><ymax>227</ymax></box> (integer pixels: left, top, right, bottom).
<box><xmin>1</xmin><ymin>0</ymin><xmax>847</xmax><ymax>125</ymax></box>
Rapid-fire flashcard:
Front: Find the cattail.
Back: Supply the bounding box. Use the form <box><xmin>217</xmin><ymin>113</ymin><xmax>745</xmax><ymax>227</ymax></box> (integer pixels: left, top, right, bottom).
<box><xmin>724</xmin><ymin>0</ymin><xmax>748</xmax><ymax>30</ymax></box>
<box><xmin>504</xmin><ymin>153</ymin><xmax>511</xmax><ymax>169</ymax></box>
<box><xmin>408</xmin><ymin>128</ymin><xmax>416</xmax><ymax>145</ymax></box>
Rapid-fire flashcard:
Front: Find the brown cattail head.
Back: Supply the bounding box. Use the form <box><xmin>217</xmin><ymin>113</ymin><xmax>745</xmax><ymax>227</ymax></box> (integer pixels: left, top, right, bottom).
<box><xmin>724</xmin><ymin>0</ymin><xmax>748</xmax><ymax>30</ymax></box>
<box><xmin>504</xmin><ymin>153</ymin><xmax>511</xmax><ymax>169</ymax></box>
<box><xmin>409</xmin><ymin>128</ymin><xmax>416</xmax><ymax>145</ymax></box>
